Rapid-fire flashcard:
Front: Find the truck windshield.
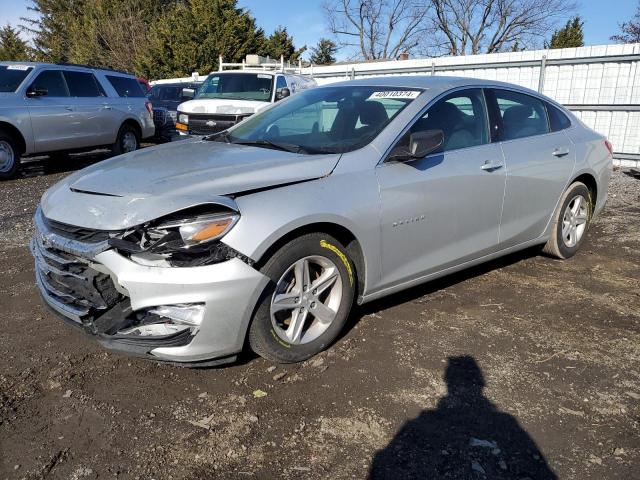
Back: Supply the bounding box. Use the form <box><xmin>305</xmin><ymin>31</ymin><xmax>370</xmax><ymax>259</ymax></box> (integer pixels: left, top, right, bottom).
<box><xmin>0</xmin><ymin>65</ymin><xmax>33</xmax><ymax>92</ymax></box>
<box><xmin>212</xmin><ymin>86</ymin><xmax>422</xmax><ymax>154</ymax></box>
<box><xmin>196</xmin><ymin>73</ymin><xmax>273</xmax><ymax>102</ymax></box>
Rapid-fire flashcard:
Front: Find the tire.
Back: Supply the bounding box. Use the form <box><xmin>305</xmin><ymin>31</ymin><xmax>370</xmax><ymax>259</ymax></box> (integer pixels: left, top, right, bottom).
<box><xmin>543</xmin><ymin>181</ymin><xmax>592</xmax><ymax>259</ymax></box>
<box><xmin>0</xmin><ymin>132</ymin><xmax>21</xmax><ymax>180</ymax></box>
<box><xmin>249</xmin><ymin>233</ymin><xmax>356</xmax><ymax>363</ymax></box>
<box><xmin>111</xmin><ymin>124</ymin><xmax>140</xmax><ymax>156</ymax></box>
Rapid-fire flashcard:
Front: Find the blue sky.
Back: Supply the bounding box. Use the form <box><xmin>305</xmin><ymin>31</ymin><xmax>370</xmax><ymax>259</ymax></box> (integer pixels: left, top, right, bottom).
<box><xmin>0</xmin><ymin>0</ymin><xmax>637</xmax><ymax>60</ymax></box>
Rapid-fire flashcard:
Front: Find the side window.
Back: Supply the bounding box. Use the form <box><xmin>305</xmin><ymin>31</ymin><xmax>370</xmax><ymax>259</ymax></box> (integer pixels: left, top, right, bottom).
<box><xmin>30</xmin><ymin>70</ymin><xmax>68</xmax><ymax>97</ymax></box>
<box><xmin>63</xmin><ymin>71</ymin><xmax>104</xmax><ymax>97</ymax></box>
<box><xmin>492</xmin><ymin>89</ymin><xmax>549</xmax><ymax>141</ymax></box>
<box><xmin>106</xmin><ymin>75</ymin><xmax>145</xmax><ymax>97</ymax></box>
<box><xmin>546</xmin><ymin>103</ymin><xmax>571</xmax><ymax>132</ymax></box>
<box><xmin>275</xmin><ymin>76</ymin><xmax>287</xmax><ymax>90</ymax></box>
<box><xmin>399</xmin><ymin>88</ymin><xmax>489</xmax><ymax>154</ymax></box>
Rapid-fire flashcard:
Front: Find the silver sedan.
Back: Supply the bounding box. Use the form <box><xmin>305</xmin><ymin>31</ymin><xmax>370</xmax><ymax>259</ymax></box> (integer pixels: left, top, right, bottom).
<box><xmin>32</xmin><ymin>76</ymin><xmax>612</xmax><ymax>365</ymax></box>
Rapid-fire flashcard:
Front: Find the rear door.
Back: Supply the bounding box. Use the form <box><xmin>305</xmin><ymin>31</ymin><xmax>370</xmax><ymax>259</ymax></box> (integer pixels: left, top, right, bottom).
<box><xmin>26</xmin><ymin>69</ymin><xmax>75</xmax><ymax>152</ymax></box>
<box><xmin>376</xmin><ymin>88</ymin><xmax>506</xmax><ymax>289</ymax></box>
<box><xmin>63</xmin><ymin>70</ymin><xmax>118</xmax><ymax>146</ymax></box>
<box><xmin>486</xmin><ymin>88</ymin><xmax>575</xmax><ymax>248</ymax></box>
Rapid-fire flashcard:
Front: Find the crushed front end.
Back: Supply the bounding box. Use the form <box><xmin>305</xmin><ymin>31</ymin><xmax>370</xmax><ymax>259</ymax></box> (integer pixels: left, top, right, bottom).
<box><xmin>30</xmin><ymin>206</ymin><xmax>268</xmax><ymax>366</ymax></box>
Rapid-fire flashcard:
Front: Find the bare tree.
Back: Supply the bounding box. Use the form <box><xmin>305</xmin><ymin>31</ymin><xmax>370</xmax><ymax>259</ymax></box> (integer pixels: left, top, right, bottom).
<box><xmin>429</xmin><ymin>0</ymin><xmax>576</xmax><ymax>55</ymax></box>
<box><xmin>324</xmin><ymin>0</ymin><xmax>432</xmax><ymax>60</ymax></box>
<box><xmin>610</xmin><ymin>1</ymin><xmax>640</xmax><ymax>44</ymax></box>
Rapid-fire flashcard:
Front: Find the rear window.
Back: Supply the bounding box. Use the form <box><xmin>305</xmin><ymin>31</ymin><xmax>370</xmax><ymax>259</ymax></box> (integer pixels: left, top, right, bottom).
<box><xmin>547</xmin><ymin>103</ymin><xmax>571</xmax><ymax>131</ymax></box>
<box><xmin>0</xmin><ymin>65</ymin><xmax>33</xmax><ymax>92</ymax></box>
<box><xmin>63</xmin><ymin>71</ymin><xmax>105</xmax><ymax>97</ymax></box>
<box><xmin>106</xmin><ymin>75</ymin><xmax>145</xmax><ymax>97</ymax></box>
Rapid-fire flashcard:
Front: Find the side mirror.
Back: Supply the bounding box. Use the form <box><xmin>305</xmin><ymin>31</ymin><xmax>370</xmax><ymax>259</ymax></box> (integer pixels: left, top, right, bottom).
<box><xmin>275</xmin><ymin>87</ymin><xmax>290</xmax><ymax>101</ymax></box>
<box><xmin>26</xmin><ymin>86</ymin><xmax>48</xmax><ymax>98</ymax></box>
<box><xmin>388</xmin><ymin>129</ymin><xmax>444</xmax><ymax>161</ymax></box>
<box><xmin>182</xmin><ymin>88</ymin><xmax>195</xmax><ymax>99</ymax></box>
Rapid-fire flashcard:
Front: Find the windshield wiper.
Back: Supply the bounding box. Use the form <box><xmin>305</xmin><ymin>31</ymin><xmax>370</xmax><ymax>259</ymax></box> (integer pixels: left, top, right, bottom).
<box><xmin>232</xmin><ymin>139</ymin><xmax>308</xmax><ymax>154</ymax></box>
<box><xmin>206</xmin><ymin>131</ymin><xmax>231</xmax><ymax>143</ymax></box>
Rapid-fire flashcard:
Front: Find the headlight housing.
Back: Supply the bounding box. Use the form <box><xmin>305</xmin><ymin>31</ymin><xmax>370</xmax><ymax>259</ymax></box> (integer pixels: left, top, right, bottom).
<box><xmin>109</xmin><ymin>207</ymin><xmax>247</xmax><ymax>267</ymax></box>
<box><xmin>155</xmin><ymin>212</ymin><xmax>239</xmax><ymax>247</ymax></box>
<box><xmin>178</xmin><ymin>113</ymin><xmax>189</xmax><ymax>125</ymax></box>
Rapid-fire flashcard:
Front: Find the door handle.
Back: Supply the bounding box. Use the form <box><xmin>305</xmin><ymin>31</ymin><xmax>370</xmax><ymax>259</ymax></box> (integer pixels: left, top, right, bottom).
<box><xmin>553</xmin><ymin>147</ymin><xmax>570</xmax><ymax>157</ymax></box>
<box><xmin>64</xmin><ymin>106</ymin><xmax>73</xmax><ymax>111</ymax></box>
<box><xmin>101</xmin><ymin>104</ymin><xmax>112</xmax><ymax>110</ymax></box>
<box><xmin>481</xmin><ymin>161</ymin><xmax>503</xmax><ymax>171</ymax></box>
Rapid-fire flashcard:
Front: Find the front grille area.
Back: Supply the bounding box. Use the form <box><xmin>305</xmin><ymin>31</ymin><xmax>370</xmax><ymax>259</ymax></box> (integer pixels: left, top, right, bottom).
<box><xmin>31</xmin><ymin>209</ymin><xmax>122</xmax><ymax>322</ymax></box>
<box><xmin>43</xmin><ymin>216</ymin><xmax>112</xmax><ymax>243</ymax></box>
<box><xmin>188</xmin><ymin>113</ymin><xmax>250</xmax><ymax>135</ymax></box>
<box><xmin>32</xmin><ymin>235</ymin><xmax>122</xmax><ymax>320</ymax></box>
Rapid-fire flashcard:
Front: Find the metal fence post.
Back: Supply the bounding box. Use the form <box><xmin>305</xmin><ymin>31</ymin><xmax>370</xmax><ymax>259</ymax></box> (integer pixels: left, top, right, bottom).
<box><xmin>431</xmin><ymin>61</ymin><xmax>436</xmax><ymax>76</ymax></box>
<box><xmin>538</xmin><ymin>55</ymin><xmax>547</xmax><ymax>93</ymax></box>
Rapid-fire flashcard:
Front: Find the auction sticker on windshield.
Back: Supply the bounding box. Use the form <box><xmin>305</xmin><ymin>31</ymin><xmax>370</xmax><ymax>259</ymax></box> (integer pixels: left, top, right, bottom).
<box><xmin>368</xmin><ymin>90</ymin><xmax>421</xmax><ymax>100</ymax></box>
<box><xmin>7</xmin><ymin>65</ymin><xmax>31</xmax><ymax>71</ymax></box>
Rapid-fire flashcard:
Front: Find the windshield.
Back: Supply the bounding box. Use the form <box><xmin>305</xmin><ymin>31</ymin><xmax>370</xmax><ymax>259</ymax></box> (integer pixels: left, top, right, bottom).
<box><xmin>0</xmin><ymin>65</ymin><xmax>33</xmax><ymax>92</ymax></box>
<box><xmin>196</xmin><ymin>73</ymin><xmax>273</xmax><ymax>102</ymax></box>
<box><xmin>215</xmin><ymin>86</ymin><xmax>422</xmax><ymax>154</ymax></box>
<box><xmin>148</xmin><ymin>84</ymin><xmax>197</xmax><ymax>102</ymax></box>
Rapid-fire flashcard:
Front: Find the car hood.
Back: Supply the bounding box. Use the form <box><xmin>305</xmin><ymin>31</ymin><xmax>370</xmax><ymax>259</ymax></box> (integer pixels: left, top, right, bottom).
<box><xmin>41</xmin><ymin>139</ymin><xmax>340</xmax><ymax>230</ymax></box>
<box><xmin>177</xmin><ymin>98</ymin><xmax>271</xmax><ymax>115</ymax></box>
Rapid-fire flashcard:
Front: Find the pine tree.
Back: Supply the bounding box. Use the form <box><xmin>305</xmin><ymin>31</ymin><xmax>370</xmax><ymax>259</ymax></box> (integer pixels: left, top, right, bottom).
<box><xmin>262</xmin><ymin>26</ymin><xmax>306</xmax><ymax>62</ymax></box>
<box><xmin>139</xmin><ymin>0</ymin><xmax>267</xmax><ymax>79</ymax></box>
<box><xmin>546</xmin><ymin>16</ymin><xmax>584</xmax><ymax>49</ymax></box>
<box><xmin>611</xmin><ymin>2</ymin><xmax>640</xmax><ymax>43</ymax></box>
<box><xmin>310</xmin><ymin>38</ymin><xmax>337</xmax><ymax>65</ymax></box>
<box><xmin>0</xmin><ymin>25</ymin><xmax>31</xmax><ymax>61</ymax></box>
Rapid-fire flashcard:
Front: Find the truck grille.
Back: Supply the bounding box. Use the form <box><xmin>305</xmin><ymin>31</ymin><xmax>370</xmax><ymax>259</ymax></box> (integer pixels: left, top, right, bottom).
<box><xmin>31</xmin><ymin>208</ymin><xmax>122</xmax><ymax>322</ymax></box>
<box><xmin>188</xmin><ymin>113</ymin><xmax>250</xmax><ymax>135</ymax></box>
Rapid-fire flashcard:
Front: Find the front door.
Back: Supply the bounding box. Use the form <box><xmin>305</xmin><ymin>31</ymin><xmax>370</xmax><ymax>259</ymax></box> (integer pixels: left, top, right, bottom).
<box><xmin>376</xmin><ymin>88</ymin><xmax>506</xmax><ymax>290</ymax></box>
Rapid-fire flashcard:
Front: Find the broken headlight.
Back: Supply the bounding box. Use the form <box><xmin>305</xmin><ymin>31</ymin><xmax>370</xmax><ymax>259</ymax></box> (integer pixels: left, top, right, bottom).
<box><xmin>109</xmin><ymin>207</ymin><xmax>247</xmax><ymax>267</ymax></box>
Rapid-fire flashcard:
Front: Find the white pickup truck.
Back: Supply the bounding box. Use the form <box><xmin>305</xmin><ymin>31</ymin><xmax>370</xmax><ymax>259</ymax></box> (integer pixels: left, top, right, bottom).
<box><xmin>175</xmin><ymin>70</ymin><xmax>316</xmax><ymax>136</ymax></box>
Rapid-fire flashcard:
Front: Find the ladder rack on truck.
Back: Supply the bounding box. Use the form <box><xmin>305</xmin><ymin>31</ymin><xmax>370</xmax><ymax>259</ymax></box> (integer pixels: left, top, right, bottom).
<box><xmin>218</xmin><ymin>54</ymin><xmax>305</xmax><ymax>74</ymax></box>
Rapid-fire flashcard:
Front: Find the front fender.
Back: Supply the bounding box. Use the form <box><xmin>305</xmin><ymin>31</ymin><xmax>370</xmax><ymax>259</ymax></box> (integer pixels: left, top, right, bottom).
<box><xmin>222</xmin><ymin>170</ymin><xmax>382</xmax><ymax>296</ymax></box>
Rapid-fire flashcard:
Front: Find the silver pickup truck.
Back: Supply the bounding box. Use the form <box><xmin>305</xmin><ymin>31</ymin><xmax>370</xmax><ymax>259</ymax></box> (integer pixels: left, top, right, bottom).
<box><xmin>0</xmin><ymin>62</ymin><xmax>155</xmax><ymax>179</ymax></box>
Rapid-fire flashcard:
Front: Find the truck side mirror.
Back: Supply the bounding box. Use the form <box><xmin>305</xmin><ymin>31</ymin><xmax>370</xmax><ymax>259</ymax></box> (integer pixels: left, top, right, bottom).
<box><xmin>275</xmin><ymin>87</ymin><xmax>290</xmax><ymax>101</ymax></box>
<box><xmin>182</xmin><ymin>88</ymin><xmax>195</xmax><ymax>99</ymax></box>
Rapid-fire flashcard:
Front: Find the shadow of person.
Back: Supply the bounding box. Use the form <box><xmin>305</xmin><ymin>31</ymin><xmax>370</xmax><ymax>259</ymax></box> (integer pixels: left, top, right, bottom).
<box><xmin>369</xmin><ymin>356</ymin><xmax>557</xmax><ymax>479</ymax></box>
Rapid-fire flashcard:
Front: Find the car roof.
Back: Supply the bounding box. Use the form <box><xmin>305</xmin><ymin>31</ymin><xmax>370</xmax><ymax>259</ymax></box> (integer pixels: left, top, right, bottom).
<box><xmin>325</xmin><ymin>75</ymin><xmax>541</xmax><ymax>97</ymax></box>
<box><xmin>0</xmin><ymin>61</ymin><xmax>136</xmax><ymax>77</ymax></box>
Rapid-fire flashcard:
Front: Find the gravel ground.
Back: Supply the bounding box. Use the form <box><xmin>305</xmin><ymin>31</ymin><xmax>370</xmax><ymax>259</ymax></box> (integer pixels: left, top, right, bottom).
<box><xmin>1</xmin><ymin>153</ymin><xmax>639</xmax><ymax>480</ymax></box>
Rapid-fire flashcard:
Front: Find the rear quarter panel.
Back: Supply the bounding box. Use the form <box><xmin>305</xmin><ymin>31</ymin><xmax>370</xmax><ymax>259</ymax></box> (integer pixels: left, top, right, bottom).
<box><xmin>564</xmin><ymin>124</ymin><xmax>612</xmax><ymax>215</ymax></box>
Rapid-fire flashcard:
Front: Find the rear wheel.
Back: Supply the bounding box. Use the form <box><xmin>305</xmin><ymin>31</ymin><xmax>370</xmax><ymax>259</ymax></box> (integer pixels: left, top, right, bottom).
<box><xmin>249</xmin><ymin>233</ymin><xmax>356</xmax><ymax>363</ymax></box>
<box><xmin>543</xmin><ymin>181</ymin><xmax>592</xmax><ymax>259</ymax></box>
<box><xmin>0</xmin><ymin>132</ymin><xmax>21</xmax><ymax>180</ymax></box>
<box><xmin>112</xmin><ymin>124</ymin><xmax>140</xmax><ymax>156</ymax></box>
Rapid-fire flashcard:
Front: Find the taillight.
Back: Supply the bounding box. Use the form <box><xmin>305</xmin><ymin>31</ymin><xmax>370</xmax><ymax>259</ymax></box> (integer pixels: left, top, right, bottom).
<box><xmin>604</xmin><ymin>139</ymin><xmax>613</xmax><ymax>156</ymax></box>
<box><xmin>145</xmin><ymin>101</ymin><xmax>153</xmax><ymax>118</ymax></box>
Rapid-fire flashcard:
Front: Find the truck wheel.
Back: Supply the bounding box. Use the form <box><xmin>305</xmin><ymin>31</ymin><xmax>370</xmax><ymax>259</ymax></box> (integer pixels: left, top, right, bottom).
<box><xmin>249</xmin><ymin>233</ymin><xmax>356</xmax><ymax>363</ymax></box>
<box><xmin>0</xmin><ymin>132</ymin><xmax>21</xmax><ymax>180</ymax></box>
<box><xmin>112</xmin><ymin>124</ymin><xmax>140</xmax><ymax>156</ymax></box>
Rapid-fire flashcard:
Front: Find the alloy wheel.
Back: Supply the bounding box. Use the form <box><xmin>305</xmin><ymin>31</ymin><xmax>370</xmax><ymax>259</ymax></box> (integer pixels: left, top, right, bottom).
<box><xmin>561</xmin><ymin>194</ymin><xmax>588</xmax><ymax>248</ymax></box>
<box><xmin>0</xmin><ymin>141</ymin><xmax>15</xmax><ymax>173</ymax></box>
<box><xmin>122</xmin><ymin>132</ymin><xmax>138</xmax><ymax>153</ymax></box>
<box><xmin>270</xmin><ymin>255</ymin><xmax>343</xmax><ymax>345</ymax></box>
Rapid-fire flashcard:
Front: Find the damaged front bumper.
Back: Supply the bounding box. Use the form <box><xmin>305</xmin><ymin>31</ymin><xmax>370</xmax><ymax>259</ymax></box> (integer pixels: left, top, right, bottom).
<box><xmin>31</xmin><ymin>207</ymin><xmax>269</xmax><ymax>366</ymax></box>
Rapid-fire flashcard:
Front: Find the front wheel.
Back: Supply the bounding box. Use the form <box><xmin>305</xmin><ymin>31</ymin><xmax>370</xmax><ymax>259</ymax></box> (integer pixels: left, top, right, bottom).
<box><xmin>0</xmin><ymin>133</ymin><xmax>21</xmax><ymax>180</ymax></box>
<box><xmin>543</xmin><ymin>181</ymin><xmax>592</xmax><ymax>259</ymax></box>
<box><xmin>249</xmin><ymin>233</ymin><xmax>356</xmax><ymax>363</ymax></box>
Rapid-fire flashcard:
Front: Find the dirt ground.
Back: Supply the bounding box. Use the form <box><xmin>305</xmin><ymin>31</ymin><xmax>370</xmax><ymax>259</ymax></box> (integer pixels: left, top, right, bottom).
<box><xmin>1</xmin><ymin>153</ymin><xmax>639</xmax><ymax>480</ymax></box>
